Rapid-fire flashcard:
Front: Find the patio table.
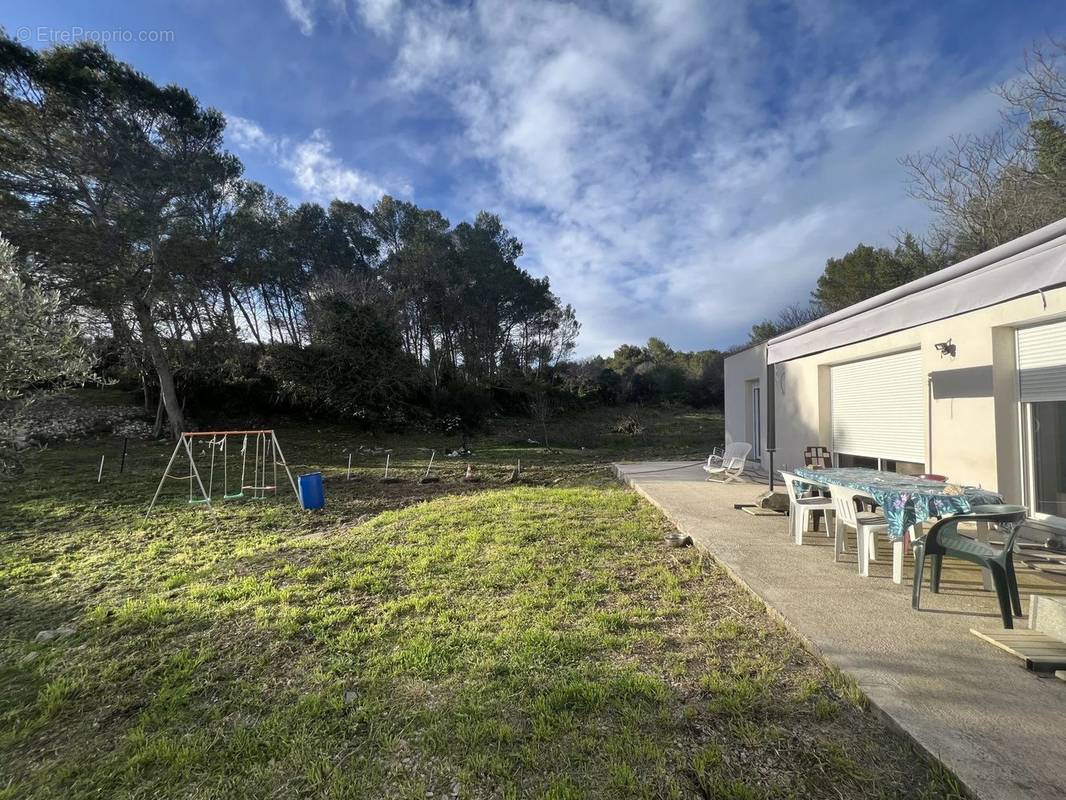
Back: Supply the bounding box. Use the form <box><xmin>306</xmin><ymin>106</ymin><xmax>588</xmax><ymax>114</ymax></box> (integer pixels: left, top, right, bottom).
<box><xmin>794</xmin><ymin>466</ymin><xmax>1002</xmax><ymax>541</ymax></box>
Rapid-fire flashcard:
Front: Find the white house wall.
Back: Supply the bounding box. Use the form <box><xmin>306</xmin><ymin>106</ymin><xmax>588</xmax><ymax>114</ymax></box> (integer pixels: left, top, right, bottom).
<box><xmin>757</xmin><ymin>285</ymin><xmax>1066</xmax><ymax>504</ymax></box>
<box><xmin>723</xmin><ymin>343</ymin><xmax>766</xmax><ymax>469</ymax></box>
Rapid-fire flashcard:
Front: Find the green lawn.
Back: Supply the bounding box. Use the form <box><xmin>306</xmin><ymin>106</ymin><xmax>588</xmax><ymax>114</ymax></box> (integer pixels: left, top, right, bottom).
<box><xmin>0</xmin><ymin>404</ymin><xmax>964</xmax><ymax>798</ymax></box>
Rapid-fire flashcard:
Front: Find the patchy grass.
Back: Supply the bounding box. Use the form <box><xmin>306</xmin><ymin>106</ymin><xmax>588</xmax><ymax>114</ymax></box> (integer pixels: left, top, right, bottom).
<box><xmin>0</xmin><ymin>405</ymin><xmax>964</xmax><ymax>798</ymax></box>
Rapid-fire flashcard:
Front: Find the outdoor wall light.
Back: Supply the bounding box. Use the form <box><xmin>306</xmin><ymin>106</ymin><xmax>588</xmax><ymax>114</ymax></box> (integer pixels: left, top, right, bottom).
<box><xmin>934</xmin><ymin>339</ymin><xmax>956</xmax><ymax>358</ymax></box>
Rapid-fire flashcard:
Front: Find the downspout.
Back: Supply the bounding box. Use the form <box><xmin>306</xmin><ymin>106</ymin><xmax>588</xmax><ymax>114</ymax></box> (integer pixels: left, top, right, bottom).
<box><xmin>766</xmin><ymin>359</ymin><xmax>776</xmax><ymax>491</ymax></box>
<box><xmin>927</xmin><ymin>374</ymin><xmax>934</xmax><ymax>473</ymax></box>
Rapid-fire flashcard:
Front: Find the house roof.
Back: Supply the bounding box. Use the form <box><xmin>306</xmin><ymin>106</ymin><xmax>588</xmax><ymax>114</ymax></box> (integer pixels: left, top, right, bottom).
<box><xmin>724</xmin><ymin>340</ymin><xmax>765</xmax><ymax>358</ymax></box>
<box><xmin>765</xmin><ymin>217</ymin><xmax>1066</xmax><ymax>364</ymax></box>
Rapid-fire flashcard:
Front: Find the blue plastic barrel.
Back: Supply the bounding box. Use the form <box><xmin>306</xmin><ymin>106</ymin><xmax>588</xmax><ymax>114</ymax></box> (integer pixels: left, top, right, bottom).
<box><xmin>298</xmin><ymin>472</ymin><xmax>325</xmax><ymax>510</ymax></box>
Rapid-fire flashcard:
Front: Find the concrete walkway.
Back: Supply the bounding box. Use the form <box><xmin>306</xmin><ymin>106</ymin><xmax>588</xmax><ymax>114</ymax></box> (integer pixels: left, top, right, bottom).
<box><xmin>616</xmin><ymin>462</ymin><xmax>1066</xmax><ymax>800</ymax></box>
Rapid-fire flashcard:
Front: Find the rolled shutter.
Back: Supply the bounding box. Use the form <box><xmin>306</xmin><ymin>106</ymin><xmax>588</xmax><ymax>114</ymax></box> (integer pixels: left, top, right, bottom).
<box><xmin>831</xmin><ymin>349</ymin><xmax>925</xmax><ymax>464</ymax></box>
<box><xmin>1017</xmin><ymin>319</ymin><xmax>1066</xmax><ymax>402</ymax></box>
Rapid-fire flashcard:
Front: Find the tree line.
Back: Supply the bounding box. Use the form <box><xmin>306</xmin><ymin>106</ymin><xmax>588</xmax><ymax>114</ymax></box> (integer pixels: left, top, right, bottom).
<box><xmin>562</xmin><ymin>338</ymin><xmax>724</xmax><ymax>409</ymax></box>
<box><xmin>20</xmin><ymin>34</ymin><xmax>1057</xmax><ymax>434</ymax></box>
<box><xmin>0</xmin><ymin>35</ymin><xmax>591</xmax><ymax>437</ymax></box>
<box><xmin>750</xmin><ymin>38</ymin><xmax>1066</xmax><ymax>343</ymax></box>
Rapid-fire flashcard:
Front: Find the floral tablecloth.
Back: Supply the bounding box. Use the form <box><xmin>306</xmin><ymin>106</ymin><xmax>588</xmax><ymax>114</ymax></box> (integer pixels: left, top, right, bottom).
<box><xmin>794</xmin><ymin>466</ymin><xmax>1003</xmax><ymax>541</ymax></box>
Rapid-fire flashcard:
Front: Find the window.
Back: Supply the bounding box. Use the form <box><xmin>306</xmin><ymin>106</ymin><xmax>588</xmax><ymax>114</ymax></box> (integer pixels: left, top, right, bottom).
<box><xmin>883</xmin><ymin>459</ymin><xmax>925</xmax><ymax>476</ymax></box>
<box><xmin>745</xmin><ymin>380</ymin><xmax>761</xmax><ymax>458</ymax></box>
<box><xmin>830</xmin><ymin>350</ymin><xmax>925</xmax><ymax>466</ymax></box>
<box><xmin>836</xmin><ymin>452</ymin><xmax>924</xmax><ymax>474</ymax></box>
<box><xmin>751</xmin><ymin>385</ymin><xmax>761</xmax><ymax>457</ymax></box>
<box><xmin>1027</xmin><ymin>401</ymin><xmax>1066</xmax><ymax>519</ymax></box>
<box><xmin>1017</xmin><ymin>319</ymin><xmax>1066</xmax><ymax>523</ymax></box>
<box><xmin>837</xmin><ymin>453</ymin><xmax>877</xmax><ymax>469</ymax></box>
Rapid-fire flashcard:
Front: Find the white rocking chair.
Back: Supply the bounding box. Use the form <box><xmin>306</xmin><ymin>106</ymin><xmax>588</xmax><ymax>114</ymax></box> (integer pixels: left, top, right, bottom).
<box><xmin>703</xmin><ymin>442</ymin><xmax>752</xmax><ymax>483</ymax></box>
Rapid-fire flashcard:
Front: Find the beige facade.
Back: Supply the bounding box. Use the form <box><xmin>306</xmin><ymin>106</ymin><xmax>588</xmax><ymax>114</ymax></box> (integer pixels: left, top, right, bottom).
<box><xmin>723</xmin><ymin>342</ymin><xmax>768</xmax><ymax>469</ymax></box>
<box><xmin>725</xmin><ymin>285</ymin><xmax>1066</xmax><ymax>535</ymax></box>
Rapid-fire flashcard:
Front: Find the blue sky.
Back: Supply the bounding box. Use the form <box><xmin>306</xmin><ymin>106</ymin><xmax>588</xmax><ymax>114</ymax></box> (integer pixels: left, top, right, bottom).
<box><xmin>3</xmin><ymin>1</ymin><xmax>1063</xmax><ymax>355</ymax></box>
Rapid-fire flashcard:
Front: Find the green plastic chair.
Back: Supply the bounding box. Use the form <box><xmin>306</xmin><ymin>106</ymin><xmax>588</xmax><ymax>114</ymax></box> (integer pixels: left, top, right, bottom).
<box><xmin>911</xmin><ymin>504</ymin><xmax>1029</xmax><ymax>629</ymax></box>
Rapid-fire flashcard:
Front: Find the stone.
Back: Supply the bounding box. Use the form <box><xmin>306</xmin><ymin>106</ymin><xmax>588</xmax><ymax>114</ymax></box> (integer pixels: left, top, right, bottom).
<box><xmin>1030</xmin><ymin>595</ymin><xmax>1066</xmax><ymax>642</ymax></box>
<box><xmin>34</xmin><ymin>624</ymin><xmax>76</xmax><ymax>643</ymax></box>
<box><xmin>755</xmin><ymin>490</ymin><xmax>789</xmax><ymax>512</ymax></box>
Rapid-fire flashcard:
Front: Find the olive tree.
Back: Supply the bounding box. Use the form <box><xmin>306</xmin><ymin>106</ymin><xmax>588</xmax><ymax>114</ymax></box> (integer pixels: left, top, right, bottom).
<box><xmin>0</xmin><ymin>236</ymin><xmax>93</xmax><ymax>400</ymax></box>
<box><xmin>0</xmin><ymin>236</ymin><xmax>94</xmax><ymax>472</ymax></box>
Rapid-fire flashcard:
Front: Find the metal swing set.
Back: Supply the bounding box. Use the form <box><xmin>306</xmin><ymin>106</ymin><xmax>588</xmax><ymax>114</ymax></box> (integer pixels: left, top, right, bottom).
<box><xmin>145</xmin><ymin>430</ymin><xmax>299</xmax><ymax>519</ymax></box>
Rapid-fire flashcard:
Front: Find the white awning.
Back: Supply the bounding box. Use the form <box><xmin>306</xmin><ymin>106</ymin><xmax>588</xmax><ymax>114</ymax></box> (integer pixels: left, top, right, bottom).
<box><xmin>766</xmin><ymin>217</ymin><xmax>1066</xmax><ymax>365</ymax></box>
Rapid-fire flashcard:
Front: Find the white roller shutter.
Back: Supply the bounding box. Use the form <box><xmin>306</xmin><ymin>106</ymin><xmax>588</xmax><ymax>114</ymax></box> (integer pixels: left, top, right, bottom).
<box><xmin>1018</xmin><ymin>319</ymin><xmax>1066</xmax><ymax>402</ymax></box>
<box><xmin>831</xmin><ymin>350</ymin><xmax>925</xmax><ymax>464</ymax></box>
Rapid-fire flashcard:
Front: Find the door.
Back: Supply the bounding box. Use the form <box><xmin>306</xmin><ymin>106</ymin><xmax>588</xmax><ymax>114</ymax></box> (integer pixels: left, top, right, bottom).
<box><xmin>1018</xmin><ymin>319</ymin><xmax>1066</xmax><ymax>522</ymax></box>
<box><xmin>750</xmin><ymin>384</ymin><xmax>761</xmax><ymax>458</ymax></box>
<box><xmin>830</xmin><ymin>349</ymin><xmax>925</xmax><ymax>468</ymax></box>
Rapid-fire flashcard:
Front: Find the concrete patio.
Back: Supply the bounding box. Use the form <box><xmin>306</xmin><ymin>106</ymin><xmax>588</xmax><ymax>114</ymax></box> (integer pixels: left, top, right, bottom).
<box><xmin>616</xmin><ymin>461</ymin><xmax>1066</xmax><ymax>800</ymax></box>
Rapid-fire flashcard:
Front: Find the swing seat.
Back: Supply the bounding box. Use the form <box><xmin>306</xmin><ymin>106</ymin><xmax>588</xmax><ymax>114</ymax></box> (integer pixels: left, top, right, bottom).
<box><xmin>187</xmin><ymin>497</ymin><xmax>211</xmax><ymax>505</ymax></box>
<box><xmin>223</xmin><ymin>491</ymin><xmax>245</xmax><ymax>500</ymax></box>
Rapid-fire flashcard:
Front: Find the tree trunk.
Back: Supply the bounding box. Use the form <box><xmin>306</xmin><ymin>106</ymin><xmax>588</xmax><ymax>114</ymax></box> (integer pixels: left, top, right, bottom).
<box><xmin>221</xmin><ymin>286</ymin><xmax>240</xmax><ymax>338</ymax></box>
<box><xmin>151</xmin><ymin>391</ymin><xmax>164</xmax><ymax>439</ymax></box>
<box><xmin>232</xmin><ymin>290</ymin><xmax>263</xmax><ymax>346</ymax></box>
<box><xmin>134</xmin><ymin>301</ymin><xmax>185</xmax><ymax>438</ymax></box>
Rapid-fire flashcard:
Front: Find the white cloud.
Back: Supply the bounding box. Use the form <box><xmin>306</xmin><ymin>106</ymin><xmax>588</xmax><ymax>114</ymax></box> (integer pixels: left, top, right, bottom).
<box><xmin>282</xmin><ymin>0</ymin><xmax>315</xmax><ymax>35</ymax></box>
<box><xmin>272</xmin><ymin>0</ymin><xmax>1014</xmax><ymax>354</ymax></box>
<box><xmin>226</xmin><ymin>115</ymin><xmax>277</xmax><ymax>153</ymax></box>
<box><xmin>284</xmin><ymin>130</ymin><xmax>388</xmax><ymax>205</ymax></box>
<box><xmin>354</xmin><ymin>0</ymin><xmax>401</xmax><ymax>34</ymax></box>
<box><xmin>354</xmin><ymin>0</ymin><xmax>1014</xmax><ymax>355</ymax></box>
<box><xmin>282</xmin><ymin>0</ymin><xmax>402</xmax><ymax>36</ymax></box>
<box><xmin>226</xmin><ymin>116</ymin><xmax>394</xmax><ymax>207</ymax></box>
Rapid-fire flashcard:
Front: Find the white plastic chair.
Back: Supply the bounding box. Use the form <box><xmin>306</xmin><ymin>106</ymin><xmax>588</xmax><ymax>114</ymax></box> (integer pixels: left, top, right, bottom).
<box><xmin>703</xmin><ymin>442</ymin><xmax>752</xmax><ymax>483</ymax></box>
<box><xmin>829</xmin><ymin>485</ymin><xmax>888</xmax><ymax>575</ymax></box>
<box><xmin>780</xmin><ymin>471</ymin><xmax>835</xmax><ymax>545</ymax></box>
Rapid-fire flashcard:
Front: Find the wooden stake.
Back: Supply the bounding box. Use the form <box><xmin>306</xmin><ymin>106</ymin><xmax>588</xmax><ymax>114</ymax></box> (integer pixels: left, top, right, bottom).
<box><xmin>119</xmin><ymin>437</ymin><xmax>128</xmax><ymax>473</ymax></box>
<box><xmin>419</xmin><ymin>450</ymin><xmax>439</xmax><ymax>484</ymax></box>
<box><xmin>346</xmin><ymin>453</ymin><xmax>352</xmax><ymax>481</ymax></box>
<box><xmin>380</xmin><ymin>451</ymin><xmax>402</xmax><ymax>484</ymax></box>
<box><xmin>505</xmin><ymin>458</ymin><xmax>520</xmax><ymax>483</ymax></box>
<box><xmin>97</xmin><ymin>455</ymin><xmax>105</xmax><ymax>483</ymax></box>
